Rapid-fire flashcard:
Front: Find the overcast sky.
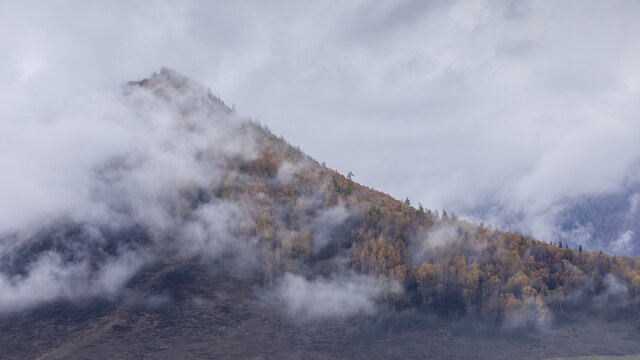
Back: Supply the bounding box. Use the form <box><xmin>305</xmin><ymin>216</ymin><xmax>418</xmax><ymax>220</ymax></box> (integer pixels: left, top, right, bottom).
<box><xmin>2</xmin><ymin>0</ymin><xmax>640</xmax><ymax>239</ymax></box>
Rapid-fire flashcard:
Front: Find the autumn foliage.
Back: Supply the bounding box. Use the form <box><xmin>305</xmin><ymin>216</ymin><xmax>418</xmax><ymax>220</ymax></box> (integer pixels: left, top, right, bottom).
<box><xmin>194</xmin><ymin>121</ymin><xmax>640</xmax><ymax>325</ymax></box>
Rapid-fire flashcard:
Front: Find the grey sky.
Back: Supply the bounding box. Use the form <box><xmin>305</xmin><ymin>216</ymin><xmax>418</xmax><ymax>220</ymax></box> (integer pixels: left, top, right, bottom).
<box><xmin>2</xmin><ymin>0</ymin><xmax>640</xmax><ymax>242</ymax></box>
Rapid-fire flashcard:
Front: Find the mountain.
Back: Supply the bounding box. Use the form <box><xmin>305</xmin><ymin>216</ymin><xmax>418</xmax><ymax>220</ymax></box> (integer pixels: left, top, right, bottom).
<box><xmin>556</xmin><ymin>184</ymin><xmax>640</xmax><ymax>256</ymax></box>
<box><xmin>469</xmin><ymin>183</ymin><xmax>640</xmax><ymax>257</ymax></box>
<box><xmin>2</xmin><ymin>69</ymin><xmax>640</xmax><ymax>359</ymax></box>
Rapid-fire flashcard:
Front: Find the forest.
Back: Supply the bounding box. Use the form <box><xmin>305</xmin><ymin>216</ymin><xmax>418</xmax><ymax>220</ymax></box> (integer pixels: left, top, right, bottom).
<box><xmin>197</xmin><ymin>114</ymin><xmax>640</xmax><ymax>327</ymax></box>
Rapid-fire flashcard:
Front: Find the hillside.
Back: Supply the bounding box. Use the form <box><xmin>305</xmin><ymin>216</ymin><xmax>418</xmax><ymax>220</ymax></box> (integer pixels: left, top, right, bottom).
<box><xmin>1</xmin><ymin>69</ymin><xmax>640</xmax><ymax>359</ymax></box>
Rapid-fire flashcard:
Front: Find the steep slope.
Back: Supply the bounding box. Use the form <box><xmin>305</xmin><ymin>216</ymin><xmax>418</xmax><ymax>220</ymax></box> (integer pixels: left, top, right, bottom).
<box><xmin>2</xmin><ymin>69</ymin><xmax>640</xmax><ymax>359</ymax></box>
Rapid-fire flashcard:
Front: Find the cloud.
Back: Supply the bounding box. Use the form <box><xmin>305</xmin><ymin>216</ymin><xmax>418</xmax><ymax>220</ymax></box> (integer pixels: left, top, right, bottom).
<box><xmin>0</xmin><ymin>69</ymin><xmax>261</xmax><ymax>311</ymax></box>
<box><xmin>411</xmin><ymin>223</ymin><xmax>460</xmax><ymax>266</ymax></box>
<box><xmin>411</xmin><ymin>222</ymin><xmax>486</xmax><ymax>266</ymax></box>
<box><xmin>310</xmin><ymin>204</ymin><xmax>351</xmax><ymax>253</ymax></box>
<box><xmin>179</xmin><ymin>199</ymin><xmax>256</xmax><ymax>260</ymax></box>
<box><xmin>274</xmin><ymin>272</ymin><xmax>378</xmax><ymax>320</ymax></box>
<box><xmin>276</xmin><ymin>161</ymin><xmax>303</xmax><ymax>185</ymax></box>
<box><xmin>0</xmin><ymin>69</ymin><xmax>256</xmax><ymax>236</ymax></box>
<box><xmin>629</xmin><ymin>193</ymin><xmax>640</xmax><ymax>214</ymax></box>
<box><xmin>551</xmin><ymin>265</ymin><xmax>630</xmax><ymax>313</ymax></box>
<box><xmin>592</xmin><ymin>274</ymin><xmax>629</xmax><ymax>311</ymax></box>
<box><xmin>0</xmin><ymin>68</ymin><xmax>368</xmax><ymax>314</ymax></box>
<box><xmin>0</xmin><ymin>249</ymin><xmax>145</xmax><ymax>312</ymax></box>
<box><xmin>612</xmin><ymin>230</ymin><xmax>635</xmax><ymax>255</ymax></box>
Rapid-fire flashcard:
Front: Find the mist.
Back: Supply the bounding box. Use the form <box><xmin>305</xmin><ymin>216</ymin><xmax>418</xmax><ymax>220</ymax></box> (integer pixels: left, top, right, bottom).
<box><xmin>0</xmin><ymin>69</ymin><xmax>375</xmax><ymax>315</ymax></box>
<box><xmin>275</xmin><ymin>272</ymin><xmax>378</xmax><ymax>320</ymax></box>
<box><xmin>0</xmin><ymin>69</ymin><xmax>265</xmax><ymax>312</ymax></box>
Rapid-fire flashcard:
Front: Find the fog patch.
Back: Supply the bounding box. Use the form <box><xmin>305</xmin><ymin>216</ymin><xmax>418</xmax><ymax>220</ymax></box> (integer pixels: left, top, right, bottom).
<box><xmin>310</xmin><ymin>204</ymin><xmax>351</xmax><ymax>253</ymax></box>
<box><xmin>563</xmin><ymin>224</ymin><xmax>595</xmax><ymax>251</ymax></box>
<box><xmin>593</xmin><ymin>274</ymin><xmax>629</xmax><ymax>310</ymax></box>
<box><xmin>275</xmin><ymin>272</ymin><xmax>378</xmax><ymax>320</ymax></box>
<box><xmin>0</xmin><ymin>69</ymin><xmax>260</xmax><ymax>312</ymax></box>
<box><xmin>276</xmin><ymin>161</ymin><xmax>303</xmax><ymax>184</ymax></box>
<box><xmin>0</xmin><ymin>249</ymin><xmax>144</xmax><ymax>313</ymax></box>
<box><xmin>502</xmin><ymin>295</ymin><xmax>552</xmax><ymax>330</ymax></box>
<box><xmin>179</xmin><ymin>200</ymin><xmax>254</xmax><ymax>258</ymax></box>
<box><xmin>421</xmin><ymin>223</ymin><xmax>459</xmax><ymax>251</ymax></box>
<box><xmin>611</xmin><ymin>230</ymin><xmax>634</xmax><ymax>256</ymax></box>
<box><xmin>629</xmin><ymin>193</ymin><xmax>640</xmax><ymax>214</ymax></box>
<box><xmin>413</xmin><ymin>223</ymin><xmax>460</xmax><ymax>264</ymax></box>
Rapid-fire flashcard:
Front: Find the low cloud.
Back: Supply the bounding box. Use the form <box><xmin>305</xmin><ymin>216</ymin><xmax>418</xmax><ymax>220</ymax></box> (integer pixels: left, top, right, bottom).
<box><xmin>629</xmin><ymin>193</ymin><xmax>640</xmax><ymax>214</ymax></box>
<box><xmin>612</xmin><ymin>230</ymin><xmax>635</xmax><ymax>256</ymax></box>
<box><xmin>592</xmin><ymin>274</ymin><xmax>629</xmax><ymax>311</ymax></box>
<box><xmin>412</xmin><ymin>222</ymin><xmax>486</xmax><ymax>265</ymax></box>
<box><xmin>274</xmin><ymin>272</ymin><xmax>378</xmax><ymax>320</ymax></box>
<box><xmin>0</xmin><ymin>249</ymin><xmax>144</xmax><ymax>312</ymax></box>
<box><xmin>276</xmin><ymin>161</ymin><xmax>303</xmax><ymax>185</ymax></box>
<box><xmin>0</xmin><ymin>69</ymin><xmax>261</xmax><ymax>312</ymax></box>
<box><xmin>0</xmin><ymin>70</ymin><xmax>381</xmax><ymax>316</ymax></box>
<box><xmin>310</xmin><ymin>204</ymin><xmax>351</xmax><ymax>253</ymax></box>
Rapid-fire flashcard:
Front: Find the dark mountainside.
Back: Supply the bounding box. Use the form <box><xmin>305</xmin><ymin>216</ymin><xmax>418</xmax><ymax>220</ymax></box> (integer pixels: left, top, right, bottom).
<box><xmin>2</xmin><ymin>69</ymin><xmax>640</xmax><ymax>359</ymax></box>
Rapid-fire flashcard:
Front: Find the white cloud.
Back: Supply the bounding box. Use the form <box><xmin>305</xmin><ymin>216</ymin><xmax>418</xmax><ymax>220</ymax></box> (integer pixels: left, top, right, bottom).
<box><xmin>0</xmin><ymin>249</ymin><xmax>144</xmax><ymax>312</ymax></box>
<box><xmin>612</xmin><ymin>230</ymin><xmax>635</xmax><ymax>255</ymax></box>
<box><xmin>275</xmin><ymin>272</ymin><xmax>378</xmax><ymax>319</ymax></box>
<box><xmin>629</xmin><ymin>193</ymin><xmax>640</xmax><ymax>214</ymax></box>
<box><xmin>0</xmin><ymin>70</ymin><xmax>261</xmax><ymax>311</ymax></box>
<box><xmin>2</xmin><ymin>1</ymin><xmax>640</xmax><ymax>223</ymax></box>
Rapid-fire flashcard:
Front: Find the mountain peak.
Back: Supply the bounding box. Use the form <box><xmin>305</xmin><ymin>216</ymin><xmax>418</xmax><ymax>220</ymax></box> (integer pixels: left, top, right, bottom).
<box><xmin>125</xmin><ymin>68</ymin><xmax>233</xmax><ymax>116</ymax></box>
<box><xmin>128</xmin><ymin>67</ymin><xmax>191</xmax><ymax>89</ymax></box>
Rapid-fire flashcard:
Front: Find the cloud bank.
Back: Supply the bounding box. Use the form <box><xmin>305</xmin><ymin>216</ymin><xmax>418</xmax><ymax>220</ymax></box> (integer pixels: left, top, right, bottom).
<box><xmin>0</xmin><ymin>69</ymin><xmax>264</xmax><ymax>312</ymax></box>
<box><xmin>3</xmin><ymin>1</ymin><xmax>640</xmax><ymax>222</ymax></box>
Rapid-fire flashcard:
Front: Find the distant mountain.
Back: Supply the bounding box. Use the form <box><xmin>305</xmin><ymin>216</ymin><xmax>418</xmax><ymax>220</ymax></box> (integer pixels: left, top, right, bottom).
<box><xmin>556</xmin><ymin>184</ymin><xmax>640</xmax><ymax>256</ymax></box>
<box><xmin>2</xmin><ymin>69</ymin><xmax>640</xmax><ymax>359</ymax></box>
<box><xmin>468</xmin><ymin>183</ymin><xmax>640</xmax><ymax>257</ymax></box>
